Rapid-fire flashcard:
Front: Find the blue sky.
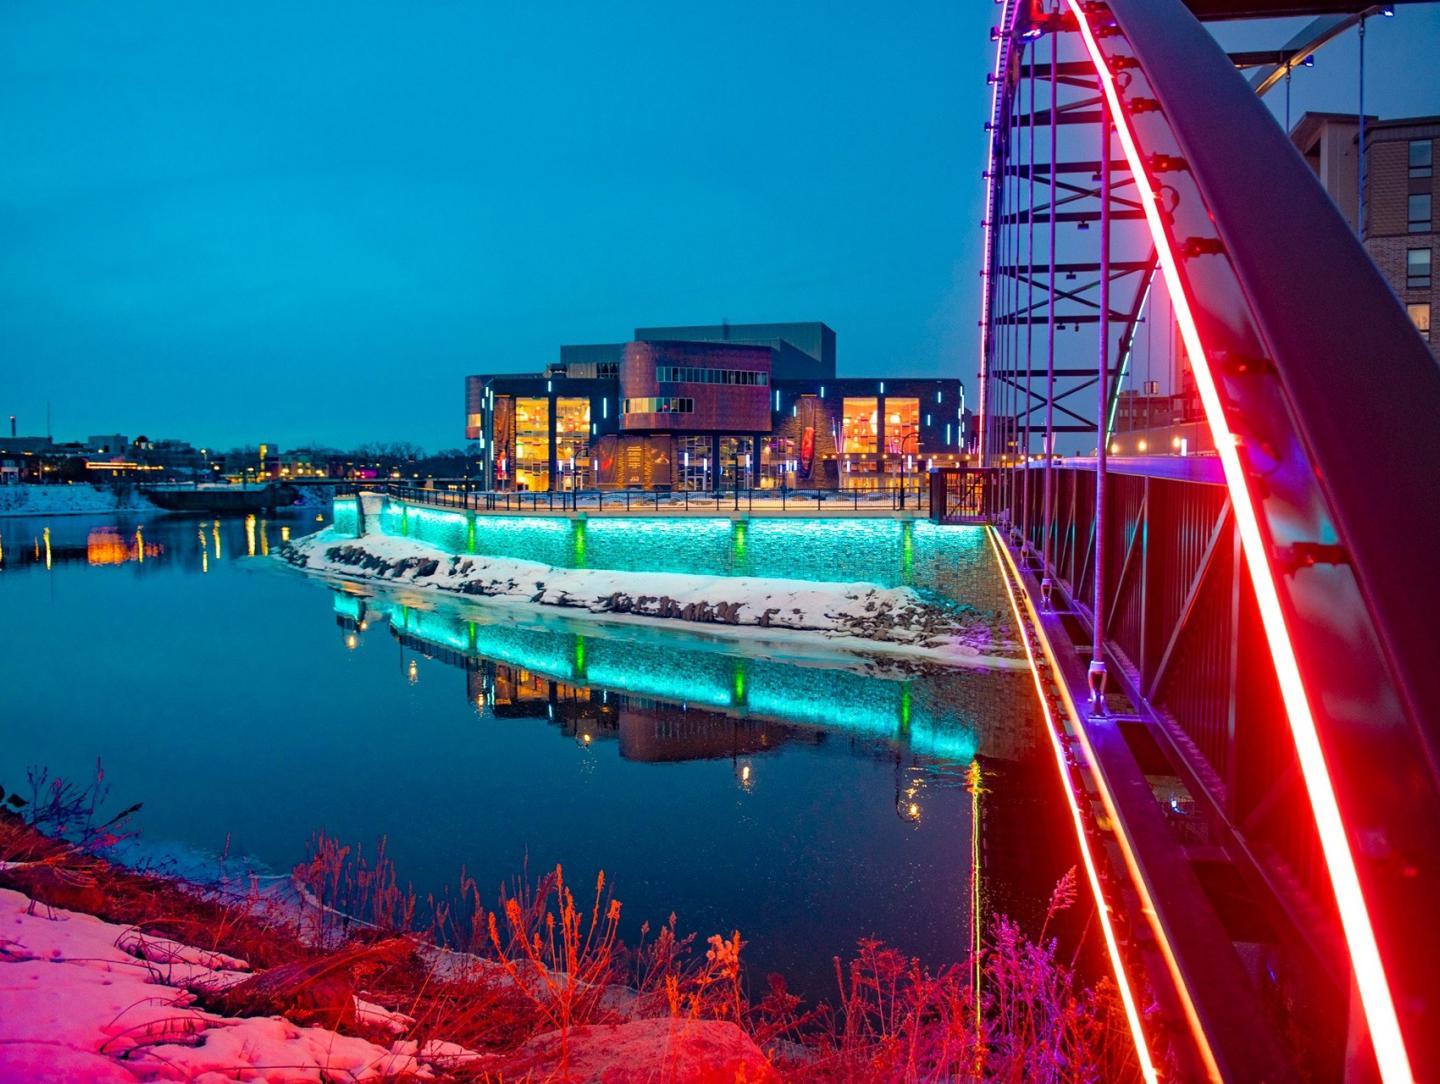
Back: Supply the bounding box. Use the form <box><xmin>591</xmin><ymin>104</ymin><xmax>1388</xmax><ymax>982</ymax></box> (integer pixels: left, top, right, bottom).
<box><xmin>2</xmin><ymin>3</ymin><xmax>1436</xmax><ymax>451</ymax></box>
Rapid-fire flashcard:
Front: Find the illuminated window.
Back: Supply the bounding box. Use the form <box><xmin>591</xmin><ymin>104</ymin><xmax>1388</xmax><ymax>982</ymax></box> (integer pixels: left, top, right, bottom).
<box><xmin>1407</xmin><ymin>248</ymin><xmax>1432</xmax><ymax>289</ymax></box>
<box><xmin>554</xmin><ymin>398</ymin><xmax>591</xmax><ymax>489</ymax></box>
<box><xmin>1410</xmin><ymin>139</ymin><xmax>1433</xmax><ymax>179</ymax></box>
<box><xmin>883</xmin><ymin>398</ymin><xmax>921</xmax><ymax>455</ymax></box>
<box><xmin>676</xmin><ymin>436</ymin><xmax>712</xmax><ymax>491</ymax></box>
<box><xmin>719</xmin><ymin>436</ymin><xmax>752</xmax><ymax>489</ymax></box>
<box><xmin>514</xmin><ymin>397</ymin><xmax>550</xmax><ymax>491</ymax></box>
<box><xmin>622</xmin><ymin>397</ymin><xmax>694</xmax><ymax>414</ymax></box>
<box><xmin>1409</xmin><ymin>193</ymin><xmax>1432</xmax><ymax>233</ymax></box>
<box><xmin>1409</xmin><ymin>302</ymin><xmax>1431</xmax><ymax>341</ymax></box>
<box><xmin>841</xmin><ymin>398</ymin><xmax>878</xmax><ymax>454</ymax></box>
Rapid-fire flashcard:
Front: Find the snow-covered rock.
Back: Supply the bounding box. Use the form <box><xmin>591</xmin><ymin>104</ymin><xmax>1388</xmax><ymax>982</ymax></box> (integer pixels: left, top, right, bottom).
<box><xmin>278</xmin><ymin>528</ymin><xmax>1021</xmax><ymax>668</ymax></box>
<box><xmin>0</xmin><ymin>887</ymin><xmax>429</xmax><ymax>1081</ymax></box>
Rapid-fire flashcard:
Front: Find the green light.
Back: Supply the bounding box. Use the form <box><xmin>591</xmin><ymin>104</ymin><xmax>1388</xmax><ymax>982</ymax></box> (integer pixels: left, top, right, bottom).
<box><xmin>371</xmin><ymin>592</ymin><xmax>983</xmax><ymax>765</ymax></box>
<box><xmin>573</xmin><ymin>519</ymin><xmax>587</xmax><ymax>567</ymax></box>
<box><xmin>375</xmin><ymin>498</ymin><xmax>995</xmax><ymax>607</ymax></box>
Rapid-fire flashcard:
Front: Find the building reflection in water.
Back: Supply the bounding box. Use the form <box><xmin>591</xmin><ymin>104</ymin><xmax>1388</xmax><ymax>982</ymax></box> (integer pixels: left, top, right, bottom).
<box><xmin>0</xmin><ymin>515</ymin><xmax>311</xmax><ymax>575</ymax></box>
<box><xmin>86</xmin><ymin>526</ymin><xmax>163</xmax><ymax>566</ymax></box>
<box><xmin>324</xmin><ymin>585</ymin><xmax>1075</xmax><ymax>947</ymax></box>
<box><xmin>0</xmin><ymin>525</ymin><xmax>168</xmax><ymax>569</ymax></box>
<box><xmin>329</xmin><ymin>586</ymin><xmax>1041</xmax><ymax>777</ymax></box>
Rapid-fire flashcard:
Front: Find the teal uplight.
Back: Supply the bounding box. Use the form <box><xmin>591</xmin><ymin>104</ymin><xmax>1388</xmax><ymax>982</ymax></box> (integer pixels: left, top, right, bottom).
<box><xmin>583</xmin><ymin>517</ymin><xmax>733</xmax><ymax>575</ymax></box>
<box><xmin>332</xmin><ymin>498</ymin><xmax>359</xmax><ymax>538</ymax></box>
<box><xmin>332</xmin><ymin>592</ymin><xmax>363</xmax><ymax>620</ymax></box>
<box><xmin>375</xmin><ymin>498</ymin><xmax>997</xmax><ymax>607</ymax></box>
<box><xmin>369</xmin><ymin>589</ymin><xmax>984</xmax><ymax>766</ymax></box>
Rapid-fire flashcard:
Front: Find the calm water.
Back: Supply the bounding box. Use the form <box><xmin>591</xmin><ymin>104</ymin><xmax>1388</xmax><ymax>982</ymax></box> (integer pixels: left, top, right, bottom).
<box><xmin>0</xmin><ymin>511</ymin><xmax>1075</xmax><ymax>997</ymax></box>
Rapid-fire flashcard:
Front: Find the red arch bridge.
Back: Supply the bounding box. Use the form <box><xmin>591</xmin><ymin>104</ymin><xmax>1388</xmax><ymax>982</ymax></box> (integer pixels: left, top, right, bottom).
<box><xmin>948</xmin><ymin>1</ymin><xmax>1440</xmax><ymax>1079</ymax></box>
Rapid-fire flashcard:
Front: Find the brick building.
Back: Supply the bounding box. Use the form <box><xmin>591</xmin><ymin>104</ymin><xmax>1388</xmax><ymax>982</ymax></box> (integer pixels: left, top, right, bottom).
<box><xmin>465</xmin><ymin>321</ymin><xmax>970</xmax><ymax>491</ymax></box>
<box><xmin>1292</xmin><ymin>112</ymin><xmax>1438</xmax><ymax>354</ymax></box>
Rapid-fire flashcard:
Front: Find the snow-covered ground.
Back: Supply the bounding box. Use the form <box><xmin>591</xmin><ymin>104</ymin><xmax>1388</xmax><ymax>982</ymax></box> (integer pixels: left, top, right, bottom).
<box><xmin>278</xmin><ymin>527</ymin><xmax>1020</xmax><ymax>668</ymax></box>
<box><xmin>0</xmin><ymin>885</ymin><xmax>432</xmax><ymax>1082</ymax></box>
<box><xmin>0</xmin><ymin>884</ymin><xmax>775</xmax><ymax>1082</ymax></box>
<box><xmin>0</xmin><ymin>484</ymin><xmax>159</xmax><ymax>518</ymax></box>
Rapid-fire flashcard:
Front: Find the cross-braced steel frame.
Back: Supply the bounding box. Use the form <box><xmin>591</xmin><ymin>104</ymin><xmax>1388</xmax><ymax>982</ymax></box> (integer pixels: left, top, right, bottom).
<box><xmin>978</xmin><ymin>1</ymin><xmax>1440</xmax><ymax>1080</ymax></box>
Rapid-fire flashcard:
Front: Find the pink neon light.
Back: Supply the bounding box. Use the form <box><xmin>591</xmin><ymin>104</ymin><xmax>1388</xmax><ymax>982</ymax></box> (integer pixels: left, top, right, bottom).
<box><xmin>987</xmin><ymin>528</ymin><xmax>1160</xmax><ymax>1084</ymax></box>
<box><xmin>1061</xmin><ymin>4</ymin><xmax>1413</xmax><ymax>1080</ymax></box>
<box><xmin>977</xmin><ymin>0</ymin><xmax>1016</xmax><ymax>464</ymax></box>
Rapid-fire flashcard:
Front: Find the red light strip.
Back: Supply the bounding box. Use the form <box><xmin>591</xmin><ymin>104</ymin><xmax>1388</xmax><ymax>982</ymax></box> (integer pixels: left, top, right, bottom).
<box><xmin>1061</xmin><ymin>5</ymin><xmax>1413</xmax><ymax>1080</ymax></box>
<box><xmin>986</xmin><ymin>527</ymin><xmax>1160</xmax><ymax>1084</ymax></box>
<box><xmin>994</xmin><ymin>528</ymin><xmax>1223</xmax><ymax>1080</ymax></box>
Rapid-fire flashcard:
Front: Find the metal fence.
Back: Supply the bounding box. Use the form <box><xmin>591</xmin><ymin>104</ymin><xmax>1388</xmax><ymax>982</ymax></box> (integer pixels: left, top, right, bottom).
<box><xmin>997</xmin><ymin>462</ymin><xmax>1331</xmax><ymax>954</ymax></box>
<box><xmin>369</xmin><ymin>480</ymin><xmax>934</xmax><ymax>516</ymax></box>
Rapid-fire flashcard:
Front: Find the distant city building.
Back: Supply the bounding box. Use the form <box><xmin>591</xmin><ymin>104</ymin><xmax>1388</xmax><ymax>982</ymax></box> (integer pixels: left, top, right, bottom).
<box><xmin>1291</xmin><ymin>111</ymin><xmax>1438</xmax><ymax>354</ymax></box>
<box><xmin>466</xmin><ymin>321</ymin><xmax>969</xmax><ymax>491</ymax></box>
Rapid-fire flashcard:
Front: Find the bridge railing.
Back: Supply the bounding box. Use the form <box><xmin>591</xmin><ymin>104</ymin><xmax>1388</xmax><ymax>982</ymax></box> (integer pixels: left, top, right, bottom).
<box><xmin>372</xmin><ymin>480</ymin><xmax>935</xmax><ymax>516</ymax></box>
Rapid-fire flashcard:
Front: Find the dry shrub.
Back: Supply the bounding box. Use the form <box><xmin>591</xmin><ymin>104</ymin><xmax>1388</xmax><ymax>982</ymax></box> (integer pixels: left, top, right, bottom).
<box><xmin>4</xmin><ymin>783</ymin><xmax>1144</xmax><ymax>1084</ymax></box>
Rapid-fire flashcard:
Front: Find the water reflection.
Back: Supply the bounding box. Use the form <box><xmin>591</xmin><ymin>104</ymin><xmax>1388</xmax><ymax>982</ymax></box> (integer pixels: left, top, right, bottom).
<box><xmin>2</xmin><ymin>512</ymin><xmax>1076</xmax><ymax>998</ymax></box>
<box><xmin>0</xmin><ymin>513</ymin><xmax>309</xmax><ymax>575</ymax></box>
<box><xmin>332</xmin><ymin>588</ymin><xmax>1036</xmax><ymax>766</ymax></box>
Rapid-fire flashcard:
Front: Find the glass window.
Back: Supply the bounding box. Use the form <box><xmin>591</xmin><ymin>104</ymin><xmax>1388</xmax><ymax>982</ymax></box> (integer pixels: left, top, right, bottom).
<box><xmin>1409</xmin><ymin>302</ymin><xmax>1431</xmax><ymax>341</ymax></box>
<box><xmin>513</xmin><ymin>397</ymin><xmax>550</xmax><ymax>491</ymax></box>
<box><xmin>883</xmin><ymin>398</ymin><xmax>921</xmax><ymax>455</ymax></box>
<box><xmin>842</xmin><ymin>398</ymin><xmax>878</xmax><ymax>454</ymax></box>
<box><xmin>719</xmin><ymin>436</ymin><xmax>752</xmax><ymax>489</ymax></box>
<box><xmin>676</xmin><ymin>436</ymin><xmax>712</xmax><ymax>491</ymax></box>
<box><xmin>554</xmin><ymin>398</ymin><xmax>591</xmax><ymax>489</ymax></box>
<box><xmin>1408</xmin><ymin>248</ymin><xmax>1433</xmax><ymax>289</ymax></box>
<box><xmin>1411</xmin><ymin>139</ymin><xmax>1434</xmax><ymax>178</ymax></box>
<box><xmin>1409</xmin><ymin>193</ymin><xmax>1432</xmax><ymax>233</ymax></box>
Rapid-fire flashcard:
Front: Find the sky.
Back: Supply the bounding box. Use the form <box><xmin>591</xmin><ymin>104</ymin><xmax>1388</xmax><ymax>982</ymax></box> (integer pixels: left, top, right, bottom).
<box><xmin>2</xmin><ymin>2</ymin><xmax>1437</xmax><ymax>453</ymax></box>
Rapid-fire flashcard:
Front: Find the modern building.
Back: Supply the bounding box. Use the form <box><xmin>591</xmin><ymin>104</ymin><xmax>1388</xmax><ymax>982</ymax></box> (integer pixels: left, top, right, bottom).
<box><xmin>465</xmin><ymin>321</ymin><xmax>969</xmax><ymax>491</ymax></box>
<box><xmin>1291</xmin><ymin>112</ymin><xmax>1438</xmax><ymax>353</ymax></box>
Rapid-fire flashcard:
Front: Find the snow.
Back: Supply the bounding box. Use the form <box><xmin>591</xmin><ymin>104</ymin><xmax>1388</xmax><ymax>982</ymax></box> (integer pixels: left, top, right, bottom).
<box><xmin>0</xmin><ymin>884</ymin><xmax>780</xmax><ymax>1082</ymax></box>
<box><xmin>0</xmin><ymin>484</ymin><xmax>159</xmax><ymax>518</ymax></box>
<box><xmin>278</xmin><ymin>527</ymin><xmax>1022</xmax><ymax>669</ymax></box>
<box><xmin>0</xmin><ymin>887</ymin><xmax>433</xmax><ymax>1082</ymax></box>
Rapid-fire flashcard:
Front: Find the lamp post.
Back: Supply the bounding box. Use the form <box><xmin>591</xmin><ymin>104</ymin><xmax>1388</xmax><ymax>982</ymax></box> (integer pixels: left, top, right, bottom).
<box><xmin>731</xmin><ymin>447</ymin><xmax>740</xmax><ymax>511</ymax></box>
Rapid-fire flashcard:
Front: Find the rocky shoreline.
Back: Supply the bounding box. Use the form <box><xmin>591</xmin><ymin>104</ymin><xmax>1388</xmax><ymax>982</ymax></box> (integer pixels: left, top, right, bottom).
<box><xmin>277</xmin><ymin>528</ymin><xmax>1021</xmax><ymax>667</ymax></box>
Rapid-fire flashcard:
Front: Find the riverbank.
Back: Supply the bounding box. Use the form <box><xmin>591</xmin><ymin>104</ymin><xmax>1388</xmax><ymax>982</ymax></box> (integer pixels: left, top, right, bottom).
<box><xmin>0</xmin><ymin>798</ymin><xmax>1138</xmax><ymax>1083</ymax></box>
<box><xmin>277</xmin><ymin>528</ymin><xmax>1023</xmax><ymax>669</ymax></box>
<box><xmin>0</xmin><ymin>811</ymin><xmax>776</xmax><ymax>1082</ymax></box>
<box><xmin>0</xmin><ymin>483</ymin><xmax>159</xmax><ymax>518</ymax></box>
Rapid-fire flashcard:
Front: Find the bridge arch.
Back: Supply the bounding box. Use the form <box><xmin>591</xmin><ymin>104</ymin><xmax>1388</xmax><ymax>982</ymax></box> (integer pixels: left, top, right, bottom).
<box><xmin>981</xmin><ymin>2</ymin><xmax>1440</xmax><ymax>1079</ymax></box>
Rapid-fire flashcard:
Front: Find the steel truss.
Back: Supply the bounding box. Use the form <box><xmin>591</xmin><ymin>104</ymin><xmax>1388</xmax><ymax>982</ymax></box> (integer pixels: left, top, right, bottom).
<box><xmin>979</xmin><ymin>1</ymin><xmax>1440</xmax><ymax>1081</ymax></box>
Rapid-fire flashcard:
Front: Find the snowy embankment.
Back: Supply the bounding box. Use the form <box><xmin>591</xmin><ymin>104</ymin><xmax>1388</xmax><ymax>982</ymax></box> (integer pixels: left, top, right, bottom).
<box><xmin>0</xmin><ymin>885</ymin><xmax>427</xmax><ymax>1081</ymax></box>
<box><xmin>278</xmin><ymin>528</ymin><xmax>1020</xmax><ymax>667</ymax></box>
<box><xmin>0</xmin><ymin>483</ymin><xmax>159</xmax><ymax>518</ymax></box>
<box><xmin>0</xmin><ymin>885</ymin><xmax>775</xmax><ymax>1082</ymax></box>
